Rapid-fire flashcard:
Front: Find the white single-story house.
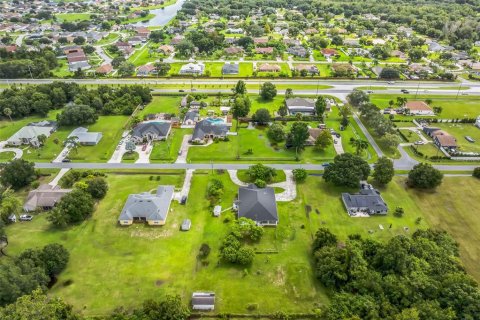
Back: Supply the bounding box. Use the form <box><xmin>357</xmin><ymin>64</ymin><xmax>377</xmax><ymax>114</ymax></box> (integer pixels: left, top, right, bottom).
<box><xmin>118</xmin><ymin>185</ymin><xmax>174</xmax><ymax>226</ymax></box>
<box><xmin>67</xmin><ymin>127</ymin><xmax>103</xmax><ymax>145</ymax></box>
<box><xmin>7</xmin><ymin>120</ymin><xmax>57</xmax><ymax>147</ymax></box>
<box><xmin>179</xmin><ymin>62</ymin><xmax>205</xmax><ymax>75</ymax></box>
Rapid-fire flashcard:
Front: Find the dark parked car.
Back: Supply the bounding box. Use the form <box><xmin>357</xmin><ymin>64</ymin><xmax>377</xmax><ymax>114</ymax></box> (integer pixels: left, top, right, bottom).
<box><xmin>62</xmin><ymin>158</ymin><xmax>71</xmax><ymax>162</ymax></box>
<box><xmin>180</xmin><ymin>195</ymin><xmax>187</xmax><ymax>205</ymax></box>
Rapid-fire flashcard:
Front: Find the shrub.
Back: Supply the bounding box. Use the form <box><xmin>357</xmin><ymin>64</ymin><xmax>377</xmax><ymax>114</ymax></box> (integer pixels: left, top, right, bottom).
<box><xmin>473</xmin><ymin>167</ymin><xmax>480</xmax><ymax>179</ymax></box>
<box><xmin>393</xmin><ymin>207</ymin><xmax>404</xmax><ymax>218</ymax></box>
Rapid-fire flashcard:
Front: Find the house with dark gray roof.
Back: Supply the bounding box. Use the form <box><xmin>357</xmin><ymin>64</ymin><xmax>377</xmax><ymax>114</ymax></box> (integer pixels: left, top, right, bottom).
<box><xmin>341</xmin><ymin>182</ymin><xmax>388</xmax><ymax>216</ymax></box>
<box><xmin>131</xmin><ymin>122</ymin><xmax>171</xmax><ymax>144</ymax></box>
<box><xmin>118</xmin><ymin>185</ymin><xmax>174</xmax><ymax>226</ymax></box>
<box><xmin>235</xmin><ymin>184</ymin><xmax>278</xmax><ymax>226</ymax></box>
<box><xmin>183</xmin><ymin>110</ymin><xmax>200</xmax><ymax>125</ymax></box>
<box><xmin>285</xmin><ymin>98</ymin><xmax>316</xmax><ymax>115</ymax></box>
<box><xmin>222</xmin><ymin>63</ymin><xmax>239</xmax><ymax>75</ymax></box>
<box><xmin>191</xmin><ymin>119</ymin><xmax>229</xmax><ymax>143</ymax></box>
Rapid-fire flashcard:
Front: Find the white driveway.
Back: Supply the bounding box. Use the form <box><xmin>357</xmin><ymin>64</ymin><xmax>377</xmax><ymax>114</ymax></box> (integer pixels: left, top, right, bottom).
<box><xmin>52</xmin><ymin>146</ymin><xmax>70</xmax><ymax>163</ymax></box>
<box><xmin>227</xmin><ymin>170</ymin><xmax>297</xmax><ymax>202</ymax></box>
<box><xmin>333</xmin><ymin>135</ymin><xmax>344</xmax><ymax>155</ymax></box>
<box><xmin>0</xmin><ymin>146</ymin><xmax>23</xmax><ymax>160</ymax></box>
<box><xmin>175</xmin><ymin>135</ymin><xmax>213</xmax><ymax>163</ymax></box>
<box><xmin>174</xmin><ymin>169</ymin><xmax>195</xmax><ymax>202</ymax></box>
<box><xmin>48</xmin><ymin>168</ymin><xmax>70</xmax><ymax>188</ymax></box>
<box><xmin>135</xmin><ymin>142</ymin><xmax>153</xmax><ymax>164</ymax></box>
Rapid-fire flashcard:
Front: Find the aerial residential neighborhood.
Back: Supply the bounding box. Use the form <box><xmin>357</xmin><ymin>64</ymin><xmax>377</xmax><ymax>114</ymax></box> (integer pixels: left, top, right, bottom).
<box><xmin>1</xmin><ymin>0</ymin><xmax>480</xmax><ymax>320</ymax></box>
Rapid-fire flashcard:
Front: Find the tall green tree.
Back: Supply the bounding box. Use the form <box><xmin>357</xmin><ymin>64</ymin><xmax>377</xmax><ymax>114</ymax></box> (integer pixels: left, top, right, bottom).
<box><xmin>287</xmin><ymin>122</ymin><xmax>309</xmax><ymax>157</ymax></box>
<box><xmin>0</xmin><ymin>159</ymin><xmax>36</xmax><ymax>190</ymax></box>
<box><xmin>260</xmin><ymin>82</ymin><xmax>277</xmax><ymax>100</ymax></box>
<box><xmin>233</xmin><ymin>80</ymin><xmax>247</xmax><ymax>95</ymax></box>
<box><xmin>323</xmin><ymin>153</ymin><xmax>370</xmax><ymax>187</ymax></box>
<box><xmin>373</xmin><ymin>157</ymin><xmax>395</xmax><ymax>185</ymax></box>
<box><xmin>407</xmin><ymin>163</ymin><xmax>443</xmax><ymax>189</ymax></box>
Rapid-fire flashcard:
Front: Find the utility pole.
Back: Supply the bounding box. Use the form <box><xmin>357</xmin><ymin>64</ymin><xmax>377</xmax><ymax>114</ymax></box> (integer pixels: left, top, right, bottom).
<box><xmin>415</xmin><ymin>81</ymin><xmax>420</xmax><ymax>99</ymax></box>
<box><xmin>456</xmin><ymin>82</ymin><xmax>462</xmax><ymax>100</ymax></box>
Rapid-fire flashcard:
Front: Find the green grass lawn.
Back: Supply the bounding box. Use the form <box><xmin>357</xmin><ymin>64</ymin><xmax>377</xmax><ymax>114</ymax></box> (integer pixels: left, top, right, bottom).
<box><xmin>398</xmin><ymin>129</ymin><xmax>423</xmax><ymax>143</ymax></box>
<box><xmin>0</xmin><ymin>151</ymin><xmax>15</xmax><ymax>162</ymax></box>
<box><xmin>434</xmin><ymin>123</ymin><xmax>480</xmax><ymax>153</ymax></box>
<box><xmin>5</xmin><ymin>169</ymin><xmax>480</xmax><ymax>315</ymax></box>
<box><xmin>121</xmin><ymin>152</ymin><xmax>139</xmax><ymax>163</ymax></box>
<box><xmin>406</xmin><ymin>177</ymin><xmax>480</xmax><ymax>281</ymax></box>
<box><xmin>236</xmin><ymin>169</ymin><xmax>286</xmax><ymax>184</ymax></box>
<box><xmin>128</xmin><ymin>44</ymin><xmax>156</xmax><ymax>67</ymax></box>
<box><xmin>55</xmin><ymin>13</ymin><xmax>91</xmax><ymax>22</ymax></box>
<box><xmin>95</xmin><ymin>33</ymin><xmax>120</xmax><ymax>46</ymax></box>
<box><xmin>138</xmin><ymin>96</ymin><xmax>182</xmax><ymax>118</ymax></box>
<box><xmin>150</xmin><ymin>128</ymin><xmax>192</xmax><ymax>163</ymax></box>
<box><xmin>370</xmin><ymin>94</ymin><xmax>480</xmax><ymax>119</ymax></box>
<box><xmin>52</xmin><ymin>59</ymin><xmax>71</xmax><ymax>78</ymax></box>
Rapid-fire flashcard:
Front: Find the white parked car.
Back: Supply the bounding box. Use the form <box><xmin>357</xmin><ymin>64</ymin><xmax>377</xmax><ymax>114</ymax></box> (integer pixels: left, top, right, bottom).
<box><xmin>19</xmin><ymin>214</ymin><xmax>33</xmax><ymax>221</ymax></box>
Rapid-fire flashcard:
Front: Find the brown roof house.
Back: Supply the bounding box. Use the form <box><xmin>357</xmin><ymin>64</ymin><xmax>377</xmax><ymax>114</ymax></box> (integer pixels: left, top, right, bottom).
<box><xmin>258</xmin><ymin>63</ymin><xmax>280</xmax><ymax>72</ymax></box>
<box><xmin>24</xmin><ymin>184</ymin><xmax>72</xmax><ymax>212</ymax></box>
<box><xmin>405</xmin><ymin>101</ymin><xmax>435</xmax><ymax>116</ymax></box>
<box><xmin>306</xmin><ymin>128</ymin><xmax>324</xmax><ymax>146</ymax></box>
<box><xmin>96</xmin><ymin>64</ymin><xmax>113</xmax><ymax>75</ymax></box>
<box><xmin>255</xmin><ymin>47</ymin><xmax>274</xmax><ymax>55</ymax></box>
<box><xmin>158</xmin><ymin>45</ymin><xmax>175</xmax><ymax>55</ymax></box>
<box><xmin>423</xmin><ymin>127</ymin><xmax>457</xmax><ymax>149</ymax></box>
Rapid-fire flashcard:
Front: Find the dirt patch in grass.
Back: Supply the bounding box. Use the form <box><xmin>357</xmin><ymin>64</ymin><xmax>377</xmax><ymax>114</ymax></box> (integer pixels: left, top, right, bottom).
<box><xmin>155</xmin><ymin>280</ymin><xmax>164</xmax><ymax>286</ymax></box>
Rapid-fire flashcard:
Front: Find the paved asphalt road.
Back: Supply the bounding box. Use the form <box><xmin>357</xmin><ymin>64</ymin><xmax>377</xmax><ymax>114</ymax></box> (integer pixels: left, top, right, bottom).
<box><xmin>34</xmin><ymin>162</ymin><xmax>478</xmax><ymax>171</ymax></box>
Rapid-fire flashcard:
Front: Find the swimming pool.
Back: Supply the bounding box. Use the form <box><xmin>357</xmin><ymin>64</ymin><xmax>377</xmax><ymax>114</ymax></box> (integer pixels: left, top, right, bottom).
<box><xmin>205</xmin><ymin>118</ymin><xmax>225</xmax><ymax>124</ymax></box>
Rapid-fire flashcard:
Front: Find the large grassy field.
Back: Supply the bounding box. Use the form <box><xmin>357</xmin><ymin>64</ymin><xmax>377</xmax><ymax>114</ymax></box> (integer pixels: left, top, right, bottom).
<box><xmin>5</xmin><ymin>170</ymin><xmax>449</xmax><ymax>316</ymax></box>
<box><xmin>434</xmin><ymin>123</ymin><xmax>480</xmax><ymax>153</ymax></box>
<box><xmin>138</xmin><ymin>95</ymin><xmax>182</xmax><ymax>117</ymax></box>
<box><xmin>406</xmin><ymin>177</ymin><xmax>480</xmax><ymax>281</ymax></box>
<box><xmin>370</xmin><ymin>94</ymin><xmax>480</xmax><ymax>119</ymax></box>
<box><xmin>55</xmin><ymin>13</ymin><xmax>92</xmax><ymax>22</ymax></box>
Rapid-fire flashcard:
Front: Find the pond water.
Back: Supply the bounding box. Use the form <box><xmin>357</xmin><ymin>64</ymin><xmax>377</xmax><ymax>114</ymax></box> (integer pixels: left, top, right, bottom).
<box><xmin>135</xmin><ymin>0</ymin><xmax>186</xmax><ymax>27</ymax></box>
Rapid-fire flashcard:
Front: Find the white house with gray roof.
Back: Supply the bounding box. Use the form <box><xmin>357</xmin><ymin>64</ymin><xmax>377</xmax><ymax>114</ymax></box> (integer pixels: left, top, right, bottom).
<box><xmin>7</xmin><ymin>120</ymin><xmax>57</xmax><ymax>147</ymax></box>
<box><xmin>235</xmin><ymin>184</ymin><xmax>278</xmax><ymax>226</ymax></box>
<box><xmin>118</xmin><ymin>185</ymin><xmax>174</xmax><ymax>226</ymax></box>
<box><xmin>285</xmin><ymin>98</ymin><xmax>316</xmax><ymax>115</ymax></box>
<box><xmin>67</xmin><ymin>127</ymin><xmax>102</xmax><ymax>145</ymax></box>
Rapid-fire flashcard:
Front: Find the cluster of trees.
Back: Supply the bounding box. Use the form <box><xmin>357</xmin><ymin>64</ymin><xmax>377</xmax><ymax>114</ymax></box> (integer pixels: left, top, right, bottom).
<box><xmin>312</xmin><ymin>228</ymin><xmax>480</xmax><ymax>319</ymax></box>
<box><xmin>182</xmin><ymin>0</ymin><xmax>480</xmax><ymax>50</ymax></box>
<box><xmin>324</xmin><ymin>152</ymin><xmax>443</xmax><ymax>189</ymax></box>
<box><xmin>0</xmin><ymin>243</ymin><xmax>69</xmax><ymax>306</ymax></box>
<box><xmin>48</xmin><ymin>175</ymin><xmax>108</xmax><ymax>227</ymax></box>
<box><xmin>0</xmin><ymin>159</ymin><xmax>36</xmax><ymax>190</ymax></box>
<box><xmin>0</xmin><ymin>48</ymin><xmax>58</xmax><ymax>79</ymax></box>
<box><xmin>231</xmin><ymin>81</ymin><xmax>251</xmax><ymax>119</ymax></box>
<box><xmin>246</xmin><ymin>163</ymin><xmax>277</xmax><ymax>187</ymax></box>
<box><xmin>0</xmin><ymin>83</ymin><xmax>152</xmax><ymax>120</ymax></box>
<box><xmin>347</xmin><ymin>90</ymin><xmax>401</xmax><ymax>151</ymax></box>
<box><xmin>0</xmin><ymin>290</ymin><xmax>190</xmax><ymax>320</ymax></box>
<box><xmin>220</xmin><ymin>218</ymin><xmax>263</xmax><ymax>265</ymax></box>
<box><xmin>206</xmin><ymin>178</ymin><xmax>224</xmax><ymax>205</ymax></box>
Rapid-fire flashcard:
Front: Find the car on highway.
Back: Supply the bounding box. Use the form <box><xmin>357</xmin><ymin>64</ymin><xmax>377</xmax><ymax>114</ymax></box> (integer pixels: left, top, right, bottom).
<box><xmin>402</xmin><ymin>90</ymin><xmax>410</xmax><ymax>94</ymax></box>
<box><xmin>179</xmin><ymin>89</ymin><xmax>185</xmax><ymax>92</ymax></box>
<box><xmin>19</xmin><ymin>214</ymin><xmax>33</xmax><ymax>221</ymax></box>
<box><xmin>367</xmin><ymin>90</ymin><xmax>373</xmax><ymax>94</ymax></box>
<box><xmin>322</xmin><ymin>163</ymin><xmax>330</xmax><ymax>167</ymax></box>
<box><xmin>387</xmin><ymin>81</ymin><xmax>395</xmax><ymax>84</ymax></box>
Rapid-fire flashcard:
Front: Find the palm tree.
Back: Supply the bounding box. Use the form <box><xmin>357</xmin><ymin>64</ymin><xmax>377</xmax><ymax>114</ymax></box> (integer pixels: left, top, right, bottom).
<box><xmin>351</xmin><ymin>138</ymin><xmax>369</xmax><ymax>156</ymax></box>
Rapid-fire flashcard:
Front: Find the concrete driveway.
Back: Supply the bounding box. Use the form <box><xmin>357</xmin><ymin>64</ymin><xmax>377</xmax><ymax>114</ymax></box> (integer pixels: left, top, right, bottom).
<box><xmin>0</xmin><ymin>142</ymin><xmax>23</xmax><ymax>160</ymax></box>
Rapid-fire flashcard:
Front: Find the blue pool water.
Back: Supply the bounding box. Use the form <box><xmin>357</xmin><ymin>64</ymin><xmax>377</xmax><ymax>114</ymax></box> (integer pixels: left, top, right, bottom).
<box><xmin>206</xmin><ymin>118</ymin><xmax>224</xmax><ymax>124</ymax></box>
